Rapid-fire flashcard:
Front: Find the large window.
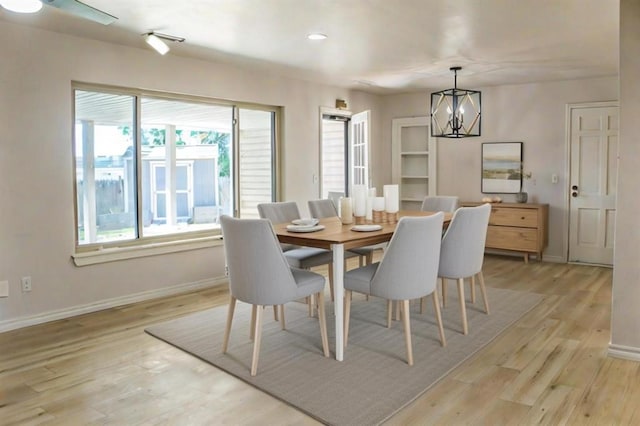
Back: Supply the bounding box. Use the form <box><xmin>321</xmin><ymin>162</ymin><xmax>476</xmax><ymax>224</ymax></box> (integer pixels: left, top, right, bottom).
<box><xmin>73</xmin><ymin>85</ymin><xmax>278</xmax><ymax>250</ymax></box>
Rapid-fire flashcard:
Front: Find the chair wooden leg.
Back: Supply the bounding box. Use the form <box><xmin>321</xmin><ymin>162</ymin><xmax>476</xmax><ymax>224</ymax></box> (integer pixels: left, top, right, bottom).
<box><xmin>470</xmin><ymin>275</ymin><xmax>476</xmax><ymax>304</ymax></box>
<box><xmin>250</xmin><ymin>304</ymin><xmax>257</xmax><ymax>340</ymax></box>
<box><xmin>401</xmin><ymin>300</ymin><xmax>413</xmax><ymax>366</ymax></box>
<box><xmin>344</xmin><ymin>290</ymin><xmax>352</xmax><ymax>347</ymax></box>
<box><xmin>308</xmin><ymin>294</ymin><xmax>316</xmax><ymax>318</ymax></box>
<box><xmin>280</xmin><ymin>304</ymin><xmax>286</xmax><ymax>330</ymax></box>
<box><xmin>477</xmin><ymin>271</ymin><xmax>490</xmax><ymax>314</ymax></box>
<box><xmin>328</xmin><ymin>263</ymin><xmax>335</xmax><ymax>302</ymax></box>
<box><xmin>457</xmin><ymin>278</ymin><xmax>468</xmax><ymax>335</ymax></box>
<box><xmin>316</xmin><ymin>291</ymin><xmax>330</xmax><ymax>357</ymax></box>
<box><xmin>273</xmin><ymin>305</ymin><xmax>279</xmax><ymax>321</ymax></box>
<box><xmin>420</xmin><ymin>296</ymin><xmax>426</xmax><ymax>314</ymax></box>
<box><xmin>387</xmin><ymin>299</ymin><xmax>393</xmax><ymax>328</ymax></box>
<box><xmin>441</xmin><ymin>277</ymin><xmax>447</xmax><ymax>307</ymax></box>
<box><xmin>366</xmin><ymin>252</ymin><xmax>373</xmax><ymax>265</ymax></box>
<box><xmin>359</xmin><ymin>255</ymin><xmax>364</xmax><ymax>267</ymax></box>
<box><xmin>250</xmin><ymin>304</ymin><xmax>264</xmax><ymax>376</ymax></box>
<box><xmin>222</xmin><ymin>296</ymin><xmax>236</xmax><ymax>353</ymax></box>
<box><xmin>395</xmin><ymin>300</ymin><xmax>401</xmax><ymax>321</ymax></box>
<box><xmin>432</xmin><ymin>289</ymin><xmax>446</xmax><ymax>347</ymax></box>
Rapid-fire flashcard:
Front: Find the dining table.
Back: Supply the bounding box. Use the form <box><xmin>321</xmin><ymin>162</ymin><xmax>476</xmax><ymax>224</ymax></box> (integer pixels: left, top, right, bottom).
<box><xmin>273</xmin><ymin>210</ymin><xmax>452</xmax><ymax>361</ymax></box>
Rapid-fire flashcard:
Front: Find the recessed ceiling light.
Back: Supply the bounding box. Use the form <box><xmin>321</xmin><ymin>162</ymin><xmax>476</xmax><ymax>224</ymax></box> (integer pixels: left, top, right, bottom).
<box><xmin>0</xmin><ymin>0</ymin><xmax>43</xmax><ymax>13</ymax></box>
<box><xmin>307</xmin><ymin>33</ymin><xmax>327</xmax><ymax>40</ymax></box>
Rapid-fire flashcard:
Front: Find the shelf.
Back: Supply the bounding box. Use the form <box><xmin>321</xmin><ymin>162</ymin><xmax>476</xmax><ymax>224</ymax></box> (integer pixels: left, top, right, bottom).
<box><xmin>401</xmin><ymin>151</ymin><xmax>429</xmax><ymax>156</ymax></box>
<box><xmin>392</xmin><ymin>116</ymin><xmax>436</xmax><ymax>211</ymax></box>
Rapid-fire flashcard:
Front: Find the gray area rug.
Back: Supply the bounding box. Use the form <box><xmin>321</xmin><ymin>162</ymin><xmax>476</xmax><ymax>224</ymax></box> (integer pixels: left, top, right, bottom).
<box><xmin>146</xmin><ymin>286</ymin><xmax>542</xmax><ymax>425</ymax></box>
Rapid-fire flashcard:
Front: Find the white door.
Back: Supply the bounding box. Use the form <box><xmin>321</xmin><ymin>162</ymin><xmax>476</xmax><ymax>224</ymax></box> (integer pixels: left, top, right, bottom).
<box><xmin>350</xmin><ymin>110</ymin><xmax>370</xmax><ymax>189</ymax></box>
<box><xmin>568</xmin><ymin>103</ymin><xmax>619</xmax><ymax>265</ymax></box>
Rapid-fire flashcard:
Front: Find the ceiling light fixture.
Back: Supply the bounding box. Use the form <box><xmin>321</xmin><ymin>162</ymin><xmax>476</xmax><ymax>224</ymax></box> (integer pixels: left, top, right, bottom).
<box><xmin>0</xmin><ymin>0</ymin><xmax>43</xmax><ymax>13</ymax></box>
<box><xmin>307</xmin><ymin>33</ymin><xmax>327</xmax><ymax>40</ymax></box>
<box><xmin>430</xmin><ymin>66</ymin><xmax>481</xmax><ymax>138</ymax></box>
<box><xmin>143</xmin><ymin>32</ymin><xmax>185</xmax><ymax>55</ymax></box>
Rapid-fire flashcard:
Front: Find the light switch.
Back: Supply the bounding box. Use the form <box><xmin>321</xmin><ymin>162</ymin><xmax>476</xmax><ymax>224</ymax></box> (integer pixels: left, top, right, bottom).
<box><xmin>0</xmin><ymin>280</ymin><xmax>8</xmax><ymax>297</ymax></box>
<box><xmin>552</xmin><ymin>173</ymin><xmax>559</xmax><ymax>184</ymax></box>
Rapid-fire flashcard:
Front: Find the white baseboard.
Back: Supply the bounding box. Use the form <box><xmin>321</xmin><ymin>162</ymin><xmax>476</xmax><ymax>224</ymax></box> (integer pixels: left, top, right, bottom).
<box><xmin>541</xmin><ymin>255</ymin><xmax>565</xmax><ymax>263</ymax></box>
<box><xmin>608</xmin><ymin>343</ymin><xmax>640</xmax><ymax>362</ymax></box>
<box><xmin>485</xmin><ymin>250</ymin><xmax>565</xmax><ymax>264</ymax></box>
<box><xmin>0</xmin><ymin>276</ymin><xmax>228</xmax><ymax>333</ymax></box>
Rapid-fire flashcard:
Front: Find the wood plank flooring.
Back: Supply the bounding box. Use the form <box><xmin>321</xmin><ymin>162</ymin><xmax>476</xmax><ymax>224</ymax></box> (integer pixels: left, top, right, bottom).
<box><xmin>1</xmin><ymin>255</ymin><xmax>636</xmax><ymax>425</ymax></box>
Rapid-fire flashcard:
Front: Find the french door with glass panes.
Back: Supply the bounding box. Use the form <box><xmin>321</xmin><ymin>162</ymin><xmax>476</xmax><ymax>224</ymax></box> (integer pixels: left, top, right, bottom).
<box><xmin>320</xmin><ymin>109</ymin><xmax>370</xmax><ymax>198</ymax></box>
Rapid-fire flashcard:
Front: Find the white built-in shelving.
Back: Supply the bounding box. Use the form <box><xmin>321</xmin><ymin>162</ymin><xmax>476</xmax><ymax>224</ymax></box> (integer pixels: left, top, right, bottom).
<box><xmin>391</xmin><ymin>117</ymin><xmax>437</xmax><ymax>210</ymax></box>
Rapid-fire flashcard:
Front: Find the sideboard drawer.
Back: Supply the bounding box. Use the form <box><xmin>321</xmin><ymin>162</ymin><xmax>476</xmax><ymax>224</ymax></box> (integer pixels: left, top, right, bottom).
<box><xmin>490</xmin><ymin>207</ymin><xmax>538</xmax><ymax>228</ymax></box>
<box><xmin>486</xmin><ymin>226</ymin><xmax>538</xmax><ymax>252</ymax></box>
<box><xmin>460</xmin><ymin>202</ymin><xmax>548</xmax><ymax>262</ymax></box>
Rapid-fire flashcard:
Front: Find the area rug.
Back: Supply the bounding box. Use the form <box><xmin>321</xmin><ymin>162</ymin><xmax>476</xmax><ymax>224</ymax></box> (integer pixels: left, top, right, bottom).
<box><xmin>146</xmin><ymin>286</ymin><xmax>542</xmax><ymax>425</ymax></box>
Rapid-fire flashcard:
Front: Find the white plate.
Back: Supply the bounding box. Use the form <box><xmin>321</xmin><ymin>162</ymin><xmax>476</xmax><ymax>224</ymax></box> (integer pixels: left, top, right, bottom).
<box><xmin>351</xmin><ymin>224</ymin><xmax>383</xmax><ymax>232</ymax></box>
<box><xmin>286</xmin><ymin>224</ymin><xmax>325</xmax><ymax>233</ymax></box>
<box><xmin>291</xmin><ymin>218</ymin><xmax>319</xmax><ymax>227</ymax></box>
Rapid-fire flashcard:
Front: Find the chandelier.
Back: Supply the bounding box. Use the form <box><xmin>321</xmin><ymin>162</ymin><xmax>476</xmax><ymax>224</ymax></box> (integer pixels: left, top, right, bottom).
<box><xmin>430</xmin><ymin>67</ymin><xmax>481</xmax><ymax>138</ymax></box>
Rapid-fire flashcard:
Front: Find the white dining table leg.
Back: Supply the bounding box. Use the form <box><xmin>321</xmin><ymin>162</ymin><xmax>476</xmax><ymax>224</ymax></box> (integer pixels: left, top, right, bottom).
<box><xmin>332</xmin><ymin>243</ymin><xmax>344</xmax><ymax>361</ymax></box>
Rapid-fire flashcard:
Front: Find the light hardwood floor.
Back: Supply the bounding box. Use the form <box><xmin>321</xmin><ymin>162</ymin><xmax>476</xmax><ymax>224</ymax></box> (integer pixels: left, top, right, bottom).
<box><xmin>1</xmin><ymin>255</ymin><xmax>637</xmax><ymax>425</ymax></box>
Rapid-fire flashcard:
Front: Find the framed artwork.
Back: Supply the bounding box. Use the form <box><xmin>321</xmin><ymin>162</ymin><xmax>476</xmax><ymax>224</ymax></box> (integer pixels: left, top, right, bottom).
<box><xmin>481</xmin><ymin>142</ymin><xmax>523</xmax><ymax>193</ymax></box>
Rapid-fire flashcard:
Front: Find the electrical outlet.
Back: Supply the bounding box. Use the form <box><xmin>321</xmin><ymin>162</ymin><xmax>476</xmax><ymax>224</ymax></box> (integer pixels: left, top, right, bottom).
<box><xmin>21</xmin><ymin>276</ymin><xmax>32</xmax><ymax>292</ymax></box>
<box><xmin>0</xmin><ymin>280</ymin><xmax>8</xmax><ymax>297</ymax></box>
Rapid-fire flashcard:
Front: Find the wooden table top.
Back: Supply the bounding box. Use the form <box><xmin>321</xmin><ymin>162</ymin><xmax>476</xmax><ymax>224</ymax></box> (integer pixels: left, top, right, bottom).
<box><xmin>273</xmin><ymin>210</ymin><xmax>451</xmax><ymax>251</ymax></box>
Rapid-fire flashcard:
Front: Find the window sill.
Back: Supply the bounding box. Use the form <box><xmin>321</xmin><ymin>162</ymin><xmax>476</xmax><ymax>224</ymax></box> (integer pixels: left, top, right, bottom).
<box><xmin>72</xmin><ymin>235</ymin><xmax>223</xmax><ymax>266</ymax></box>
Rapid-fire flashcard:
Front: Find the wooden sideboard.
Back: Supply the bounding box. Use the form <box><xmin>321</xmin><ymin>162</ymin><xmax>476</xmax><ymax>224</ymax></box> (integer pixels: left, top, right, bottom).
<box><xmin>460</xmin><ymin>202</ymin><xmax>549</xmax><ymax>263</ymax></box>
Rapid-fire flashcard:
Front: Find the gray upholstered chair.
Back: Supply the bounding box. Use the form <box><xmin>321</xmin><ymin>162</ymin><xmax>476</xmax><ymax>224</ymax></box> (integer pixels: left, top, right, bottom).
<box><xmin>259</xmin><ymin>201</ymin><xmax>356</xmax><ymax>304</ymax></box>
<box><xmin>343</xmin><ymin>213</ymin><xmax>446</xmax><ymax>366</ymax></box>
<box><xmin>308</xmin><ymin>198</ymin><xmax>383</xmax><ymax>268</ymax></box>
<box><xmin>327</xmin><ymin>191</ymin><xmax>344</xmax><ymax>211</ymax></box>
<box><xmin>436</xmin><ymin>203</ymin><xmax>491</xmax><ymax>335</ymax></box>
<box><xmin>257</xmin><ymin>201</ymin><xmax>334</xmax><ymax>271</ymax></box>
<box><xmin>421</xmin><ymin>195</ymin><xmax>459</xmax><ymax>213</ymax></box>
<box><xmin>220</xmin><ymin>215</ymin><xmax>330</xmax><ymax>376</ymax></box>
<box><xmin>308</xmin><ymin>198</ymin><xmax>338</xmax><ymax>219</ymax></box>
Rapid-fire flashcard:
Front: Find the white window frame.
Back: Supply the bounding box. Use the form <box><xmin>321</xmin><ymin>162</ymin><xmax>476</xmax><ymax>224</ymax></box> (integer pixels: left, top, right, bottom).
<box><xmin>71</xmin><ymin>82</ymin><xmax>280</xmax><ymax>266</ymax></box>
<box><xmin>319</xmin><ymin>107</ymin><xmax>352</xmax><ymax>198</ymax></box>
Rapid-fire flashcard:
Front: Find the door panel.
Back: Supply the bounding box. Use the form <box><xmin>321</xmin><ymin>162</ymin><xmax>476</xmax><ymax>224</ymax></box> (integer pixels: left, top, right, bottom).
<box><xmin>569</xmin><ymin>105</ymin><xmax>618</xmax><ymax>265</ymax></box>
<box><xmin>350</xmin><ymin>110</ymin><xmax>370</xmax><ymax>188</ymax></box>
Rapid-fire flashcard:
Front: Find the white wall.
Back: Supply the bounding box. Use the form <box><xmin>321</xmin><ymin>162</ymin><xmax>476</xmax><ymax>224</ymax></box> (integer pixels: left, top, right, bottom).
<box><xmin>0</xmin><ymin>18</ymin><xmax>629</xmax><ymax>335</ymax></box>
<box><xmin>0</xmin><ymin>21</ymin><xmax>381</xmax><ymax>327</ymax></box>
<box><xmin>610</xmin><ymin>0</ymin><xmax>640</xmax><ymax>358</ymax></box>
<box><xmin>380</xmin><ymin>77</ymin><xmax>618</xmax><ymax>261</ymax></box>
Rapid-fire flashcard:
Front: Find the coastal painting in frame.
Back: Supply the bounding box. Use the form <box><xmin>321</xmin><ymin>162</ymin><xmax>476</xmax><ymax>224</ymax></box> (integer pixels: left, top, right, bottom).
<box><xmin>481</xmin><ymin>142</ymin><xmax>523</xmax><ymax>193</ymax></box>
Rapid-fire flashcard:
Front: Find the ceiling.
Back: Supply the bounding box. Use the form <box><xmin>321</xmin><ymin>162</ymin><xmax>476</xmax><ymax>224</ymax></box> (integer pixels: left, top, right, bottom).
<box><xmin>0</xmin><ymin>0</ymin><xmax>620</xmax><ymax>94</ymax></box>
